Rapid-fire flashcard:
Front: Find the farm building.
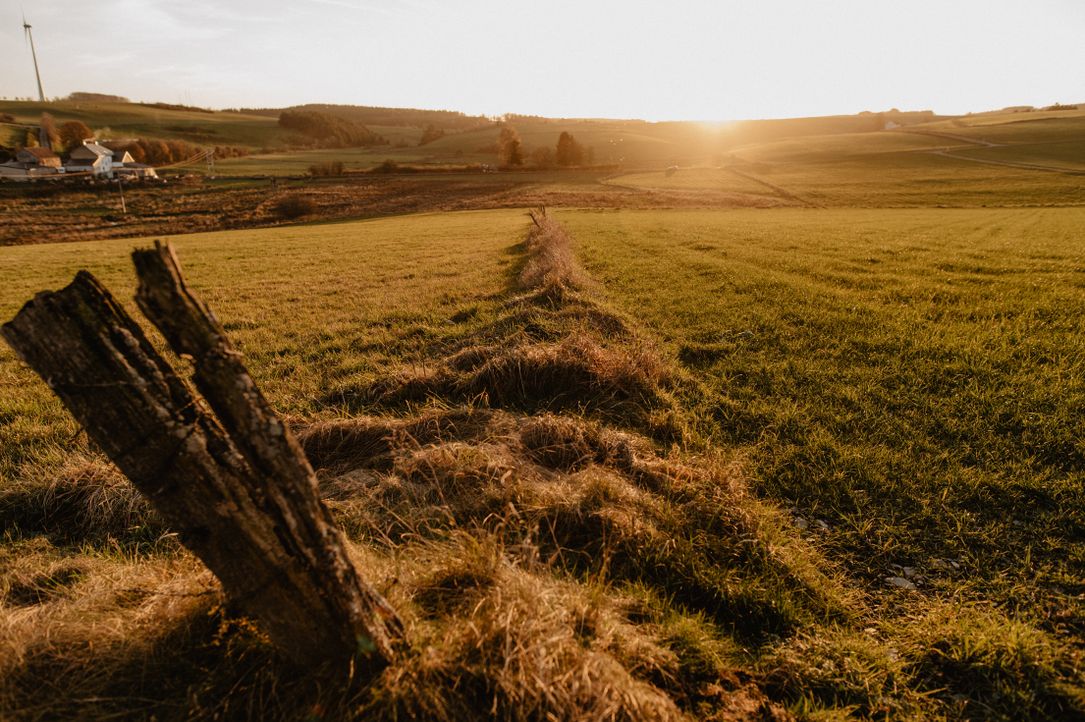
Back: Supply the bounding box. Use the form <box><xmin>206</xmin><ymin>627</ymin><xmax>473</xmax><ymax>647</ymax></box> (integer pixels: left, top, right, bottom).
<box><xmin>114</xmin><ymin>162</ymin><xmax>158</xmax><ymax>180</ymax></box>
<box><xmin>62</xmin><ymin>141</ymin><xmax>158</xmax><ymax>179</ymax></box>
<box><xmin>16</xmin><ymin>147</ymin><xmax>62</xmax><ymax>168</ymax></box>
<box><xmin>109</xmin><ymin>147</ymin><xmax>158</xmax><ymax>179</ymax></box>
<box><xmin>0</xmin><ymin>147</ymin><xmax>64</xmax><ymax>181</ymax></box>
<box><xmin>66</xmin><ymin>140</ymin><xmax>116</xmax><ymax>177</ymax></box>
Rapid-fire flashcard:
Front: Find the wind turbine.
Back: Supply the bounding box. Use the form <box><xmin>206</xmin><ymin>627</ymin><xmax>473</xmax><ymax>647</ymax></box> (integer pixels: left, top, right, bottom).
<box><xmin>23</xmin><ymin>14</ymin><xmax>46</xmax><ymax>102</ymax></box>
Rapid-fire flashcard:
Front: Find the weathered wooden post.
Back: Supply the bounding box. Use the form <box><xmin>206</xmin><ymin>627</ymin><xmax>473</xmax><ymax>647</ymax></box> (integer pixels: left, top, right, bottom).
<box><xmin>1</xmin><ymin>241</ymin><xmax>404</xmax><ymax>669</ymax></box>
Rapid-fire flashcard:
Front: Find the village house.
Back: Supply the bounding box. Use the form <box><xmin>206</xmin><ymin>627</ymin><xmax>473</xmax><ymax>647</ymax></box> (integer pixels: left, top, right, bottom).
<box><xmin>16</xmin><ymin>146</ymin><xmax>62</xmax><ymax>168</ymax></box>
<box><xmin>0</xmin><ymin>146</ymin><xmax>64</xmax><ymax>181</ymax></box>
<box><xmin>66</xmin><ymin>140</ymin><xmax>116</xmax><ymax>177</ymax></box>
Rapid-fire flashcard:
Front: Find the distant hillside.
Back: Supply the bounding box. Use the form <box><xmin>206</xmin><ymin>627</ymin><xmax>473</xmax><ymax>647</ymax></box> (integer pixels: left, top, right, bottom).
<box><xmin>0</xmin><ymin>100</ymin><xmax>288</xmax><ymax>150</ymax></box>
<box><xmin>245</xmin><ymin>104</ymin><xmax>495</xmax><ymax>131</ymax></box>
<box><xmin>724</xmin><ymin>109</ymin><xmax>944</xmax><ymax>145</ymax></box>
<box><xmin>4</xmin><ymin>98</ymin><xmax>1079</xmax><ymax>176</ymax></box>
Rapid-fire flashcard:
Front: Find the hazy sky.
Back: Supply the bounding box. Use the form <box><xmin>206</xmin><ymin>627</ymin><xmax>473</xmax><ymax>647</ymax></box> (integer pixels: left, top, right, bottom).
<box><xmin>2</xmin><ymin>0</ymin><xmax>1082</xmax><ymax>120</ymax></box>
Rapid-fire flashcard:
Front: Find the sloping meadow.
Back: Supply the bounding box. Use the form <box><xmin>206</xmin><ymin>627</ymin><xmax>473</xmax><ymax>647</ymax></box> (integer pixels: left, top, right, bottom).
<box><xmin>2</xmin><ymin>208</ymin><xmax>1082</xmax><ymax>720</ymax></box>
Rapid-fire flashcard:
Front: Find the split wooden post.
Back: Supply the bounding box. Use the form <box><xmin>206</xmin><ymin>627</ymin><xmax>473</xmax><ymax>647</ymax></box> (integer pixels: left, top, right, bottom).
<box><xmin>1</xmin><ymin>241</ymin><xmax>404</xmax><ymax>669</ymax></box>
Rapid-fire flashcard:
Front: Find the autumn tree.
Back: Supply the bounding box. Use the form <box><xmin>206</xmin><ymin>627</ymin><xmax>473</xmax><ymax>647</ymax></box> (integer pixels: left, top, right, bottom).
<box><xmin>39</xmin><ymin>113</ymin><xmax>60</xmax><ymax>150</ymax></box>
<box><xmin>555</xmin><ymin>131</ymin><xmax>584</xmax><ymax>166</ymax></box>
<box><xmin>123</xmin><ymin>142</ymin><xmax>147</xmax><ymax>163</ymax></box>
<box><xmin>143</xmin><ymin>139</ymin><xmax>172</xmax><ymax>165</ymax></box>
<box><xmin>58</xmin><ymin>121</ymin><xmax>94</xmax><ymax>152</ymax></box>
<box><xmin>498</xmin><ymin>125</ymin><xmax>523</xmax><ymax>166</ymax></box>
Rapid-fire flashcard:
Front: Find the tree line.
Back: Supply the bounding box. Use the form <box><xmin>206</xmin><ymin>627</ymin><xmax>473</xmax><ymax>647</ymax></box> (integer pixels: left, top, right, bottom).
<box><xmin>497</xmin><ymin>127</ymin><xmax>594</xmax><ymax>168</ymax></box>
<box><xmin>278</xmin><ymin>109</ymin><xmax>385</xmax><ymax>149</ymax></box>
<box><xmin>13</xmin><ymin>116</ymin><xmax>246</xmax><ymax>165</ymax></box>
<box><xmin>269</xmin><ymin>104</ymin><xmax>493</xmax><ymax>131</ymax></box>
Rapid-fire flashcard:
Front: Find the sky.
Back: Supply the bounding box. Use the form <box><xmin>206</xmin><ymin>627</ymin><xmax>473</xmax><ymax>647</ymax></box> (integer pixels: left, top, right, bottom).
<box><xmin>1</xmin><ymin>0</ymin><xmax>1082</xmax><ymax>121</ymax></box>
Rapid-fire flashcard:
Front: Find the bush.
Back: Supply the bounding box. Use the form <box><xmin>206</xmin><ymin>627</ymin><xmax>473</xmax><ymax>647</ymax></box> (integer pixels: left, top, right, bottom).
<box><xmin>271</xmin><ymin>195</ymin><xmax>316</xmax><ymax>219</ymax></box>
<box><xmin>213</xmin><ymin>145</ymin><xmax>248</xmax><ymax>159</ymax></box>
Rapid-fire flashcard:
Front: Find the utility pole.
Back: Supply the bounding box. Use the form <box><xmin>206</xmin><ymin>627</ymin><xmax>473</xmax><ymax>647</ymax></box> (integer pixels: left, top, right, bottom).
<box><xmin>117</xmin><ymin>176</ymin><xmax>127</xmax><ymax>216</ymax></box>
<box><xmin>23</xmin><ymin>16</ymin><xmax>46</xmax><ymax>103</ymax></box>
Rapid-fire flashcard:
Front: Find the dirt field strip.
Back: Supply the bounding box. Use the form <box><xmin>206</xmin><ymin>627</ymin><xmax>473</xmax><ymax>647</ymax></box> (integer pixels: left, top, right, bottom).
<box><xmin>894</xmin><ymin>128</ymin><xmax>1002</xmax><ymax>147</ymax></box>
<box><xmin>723</xmin><ymin>165</ymin><xmax>815</xmax><ymax>207</ymax></box>
<box><xmin>929</xmin><ymin>149</ymin><xmax>1085</xmax><ymax>175</ymax></box>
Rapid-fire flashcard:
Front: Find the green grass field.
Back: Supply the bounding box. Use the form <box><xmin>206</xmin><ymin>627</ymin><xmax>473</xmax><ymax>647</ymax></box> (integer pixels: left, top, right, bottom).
<box><xmin>563</xmin><ymin>207</ymin><xmax>1085</xmax><ymax>602</ymax></box>
<box><xmin>0</xmin><ymin>210</ymin><xmax>528</xmax><ymax>419</ymax></box>
<box><xmin>2</xmin><ymin>204</ymin><xmax>1084</xmax><ymax>720</ymax></box>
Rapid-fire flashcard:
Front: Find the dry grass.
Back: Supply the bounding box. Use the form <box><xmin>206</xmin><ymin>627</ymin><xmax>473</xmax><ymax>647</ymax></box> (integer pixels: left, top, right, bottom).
<box><xmin>0</xmin><ymin>216</ymin><xmax>846</xmax><ymax>720</ymax></box>
<box><xmin>0</xmin><ymin>404</ymin><xmax>840</xmax><ymax>720</ymax></box>
<box><xmin>330</xmin><ymin>211</ymin><xmax>685</xmax><ymax>441</ymax></box>
<box><xmin>0</xmin><ymin>456</ymin><xmax>159</xmax><ymax>546</ymax></box>
<box><xmin>520</xmin><ymin>207</ymin><xmax>588</xmax><ymax>298</ymax></box>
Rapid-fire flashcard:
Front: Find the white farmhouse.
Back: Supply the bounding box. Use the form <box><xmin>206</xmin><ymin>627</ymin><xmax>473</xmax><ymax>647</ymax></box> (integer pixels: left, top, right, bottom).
<box><xmin>66</xmin><ymin>140</ymin><xmax>115</xmax><ymax>177</ymax></box>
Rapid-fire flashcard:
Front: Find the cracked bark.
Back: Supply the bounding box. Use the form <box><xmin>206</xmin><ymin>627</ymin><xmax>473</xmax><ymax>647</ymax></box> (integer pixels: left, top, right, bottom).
<box><xmin>1</xmin><ymin>241</ymin><xmax>404</xmax><ymax>670</ymax></box>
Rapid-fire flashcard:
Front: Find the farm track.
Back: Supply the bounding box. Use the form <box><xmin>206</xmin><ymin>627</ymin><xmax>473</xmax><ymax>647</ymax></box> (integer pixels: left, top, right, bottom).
<box><xmin>930</xmin><ymin>149</ymin><xmax>1085</xmax><ymax>175</ymax></box>
<box><xmin>723</xmin><ymin>166</ymin><xmax>814</xmax><ymax>207</ymax></box>
<box><xmin>896</xmin><ymin>127</ymin><xmax>1085</xmax><ymax>175</ymax></box>
<box><xmin>894</xmin><ymin>128</ymin><xmax>1001</xmax><ymax>147</ymax></box>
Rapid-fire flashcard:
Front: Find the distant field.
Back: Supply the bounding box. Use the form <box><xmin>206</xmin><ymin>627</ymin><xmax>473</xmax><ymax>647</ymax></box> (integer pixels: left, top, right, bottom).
<box><xmin>952</xmin><ymin>141</ymin><xmax>1085</xmax><ymax>172</ymax></box>
<box><xmin>930</xmin><ymin>110</ymin><xmax>1085</xmax><ymax>143</ymax></box>
<box><xmin>731</xmin><ymin>130</ymin><xmax>948</xmax><ymax>163</ymax></box>
<box><xmin>4</xmin><ymin>101</ymin><xmax>1083</xmax><ymax>190</ymax></box>
<box><xmin>610</xmin><ymin>167</ymin><xmax>776</xmax><ymax>196</ymax></box>
<box><xmin>594</xmin><ymin>108</ymin><xmax>1085</xmax><ymax>207</ymax></box>
<box><xmin>610</xmin><ymin>147</ymin><xmax>1085</xmax><ymax>207</ymax></box>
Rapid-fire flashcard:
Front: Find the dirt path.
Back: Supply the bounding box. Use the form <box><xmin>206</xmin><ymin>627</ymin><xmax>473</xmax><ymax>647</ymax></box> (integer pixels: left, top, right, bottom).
<box><xmin>929</xmin><ymin>149</ymin><xmax>1085</xmax><ymax>175</ymax></box>
<box><xmin>894</xmin><ymin>128</ymin><xmax>1001</xmax><ymax>147</ymax></box>
<box><xmin>894</xmin><ymin>128</ymin><xmax>1084</xmax><ymax>175</ymax></box>
<box><xmin>723</xmin><ymin>165</ymin><xmax>816</xmax><ymax>207</ymax></box>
